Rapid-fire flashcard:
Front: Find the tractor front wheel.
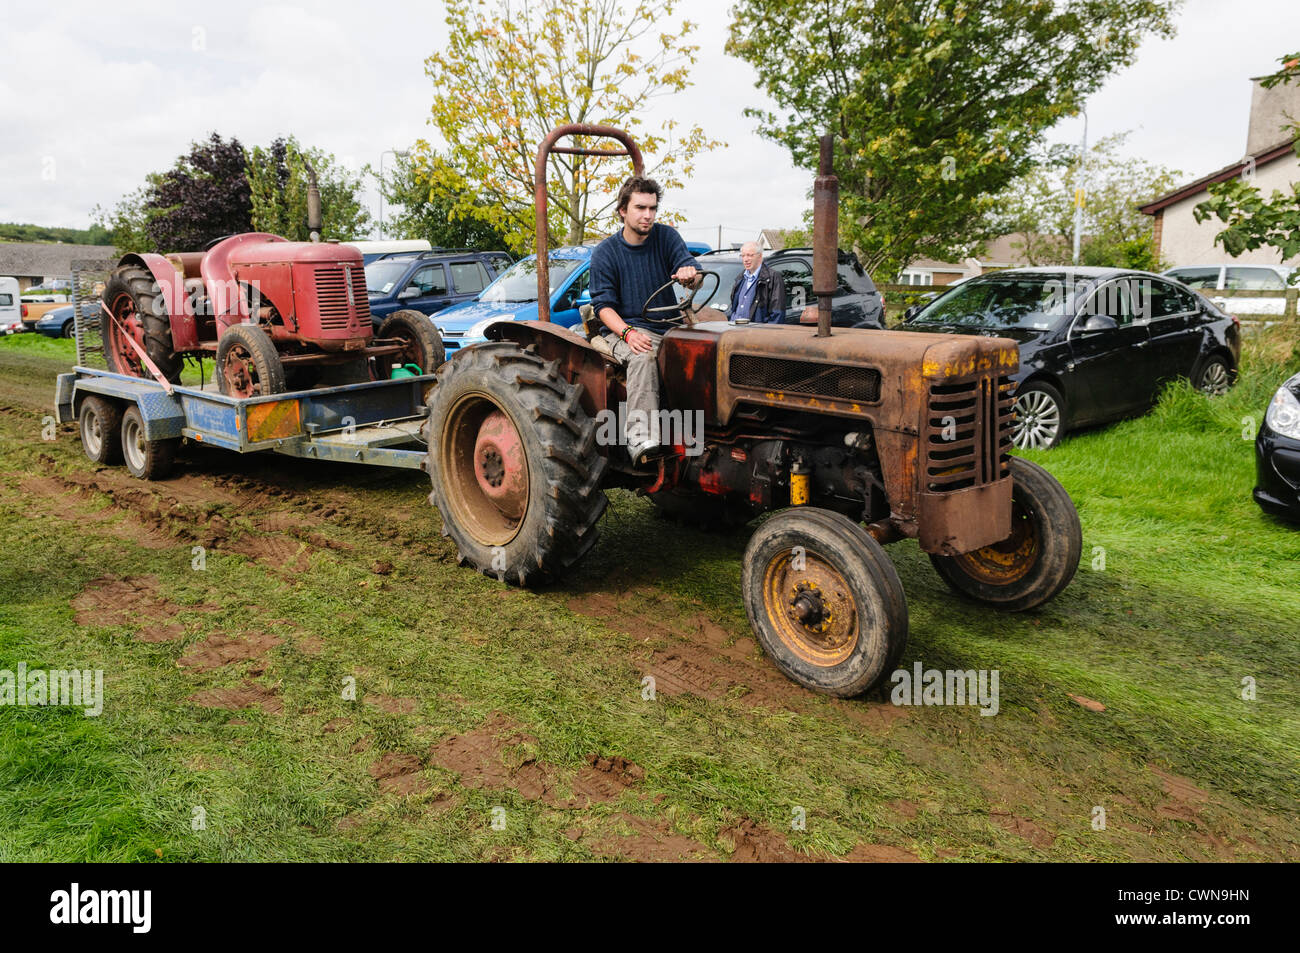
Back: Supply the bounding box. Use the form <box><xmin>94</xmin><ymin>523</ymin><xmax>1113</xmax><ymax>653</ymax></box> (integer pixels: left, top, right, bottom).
<box><xmin>742</xmin><ymin>507</ymin><xmax>908</xmax><ymax>697</ymax></box>
<box><xmin>929</xmin><ymin>456</ymin><xmax>1082</xmax><ymax>611</ymax></box>
<box><xmin>215</xmin><ymin>324</ymin><xmax>287</xmax><ymax>398</ymax></box>
<box><xmin>425</xmin><ymin>342</ymin><xmax>607</xmax><ymax>586</ymax></box>
<box><xmin>373</xmin><ymin>310</ymin><xmax>445</xmax><ymax>379</ymax></box>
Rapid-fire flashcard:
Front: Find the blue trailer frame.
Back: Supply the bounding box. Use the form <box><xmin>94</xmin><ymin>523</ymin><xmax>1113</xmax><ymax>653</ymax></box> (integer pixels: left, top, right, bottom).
<box><xmin>55</xmin><ymin>366</ymin><xmax>436</xmax><ymax>472</ymax></box>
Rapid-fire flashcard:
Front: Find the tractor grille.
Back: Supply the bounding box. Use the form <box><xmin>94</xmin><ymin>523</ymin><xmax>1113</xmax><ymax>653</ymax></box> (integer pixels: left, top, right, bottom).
<box><xmin>313</xmin><ymin>265</ymin><xmax>367</xmax><ymax>331</ymax></box>
<box><xmin>925</xmin><ymin>375</ymin><xmax>1014</xmax><ymax>492</ymax></box>
<box><xmin>728</xmin><ymin>354</ymin><xmax>881</xmax><ymax>402</ymax></box>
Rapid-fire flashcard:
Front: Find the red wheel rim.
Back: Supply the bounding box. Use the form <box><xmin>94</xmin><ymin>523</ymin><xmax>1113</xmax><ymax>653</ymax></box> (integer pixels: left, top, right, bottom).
<box><xmin>221</xmin><ymin>343</ymin><xmax>258</xmax><ymax>398</ymax></box>
<box><xmin>107</xmin><ymin>292</ymin><xmax>146</xmax><ymax>377</ymax></box>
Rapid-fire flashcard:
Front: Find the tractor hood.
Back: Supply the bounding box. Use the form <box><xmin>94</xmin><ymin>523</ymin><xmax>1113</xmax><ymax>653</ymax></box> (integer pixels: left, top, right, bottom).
<box><xmin>666</xmin><ymin>321</ymin><xmax>1018</xmax><ymax>429</ymax></box>
<box><xmin>227</xmin><ymin>240</ymin><xmax>363</xmax><ymax>267</ymax></box>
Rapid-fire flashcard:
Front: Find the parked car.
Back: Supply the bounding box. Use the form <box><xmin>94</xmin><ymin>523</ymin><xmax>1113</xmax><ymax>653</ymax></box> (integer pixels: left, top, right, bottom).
<box><xmin>35</xmin><ymin>302</ymin><xmax>98</xmax><ymax>338</ymax></box>
<box><xmin>433</xmin><ymin>246</ymin><xmax>593</xmax><ymax>353</ymax></box>
<box><xmin>695</xmin><ymin>247</ymin><xmax>884</xmax><ymax>327</ymax></box>
<box><xmin>344</xmin><ymin>239</ymin><xmax>432</xmax><ymax>265</ymax></box>
<box><xmin>363</xmin><ymin>249</ymin><xmax>513</xmax><ymax>331</ymax></box>
<box><xmin>0</xmin><ymin>277</ymin><xmax>23</xmax><ymax>334</ymax></box>
<box><xmin>1255</xmin><ymin>370</ymin><xmax>1300</xmax><ymax>522</ymax></box>
<box><xmin>1163</xmin><ymin>264</ymin><xmax>1296</xmax><ymax>316</ymax></box>
<box><xmin>898</xmin><ymin>267</ymin><xmax>1241</xmax><ymax>449</ymax></box>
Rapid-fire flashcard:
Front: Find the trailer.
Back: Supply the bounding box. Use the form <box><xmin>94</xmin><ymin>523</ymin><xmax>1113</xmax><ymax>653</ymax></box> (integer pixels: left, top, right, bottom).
<box><xmin>54</xmin><ymin>259</ymin><xmax>437</xmax><ymax>478</ymax></box>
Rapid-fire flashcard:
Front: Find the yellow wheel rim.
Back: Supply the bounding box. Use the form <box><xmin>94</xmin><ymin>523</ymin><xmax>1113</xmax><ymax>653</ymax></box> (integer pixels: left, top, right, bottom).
<box><xmin>761</xmin><ymin>548</ymin><xmax>859</xmax><ymax>667</ymax></box>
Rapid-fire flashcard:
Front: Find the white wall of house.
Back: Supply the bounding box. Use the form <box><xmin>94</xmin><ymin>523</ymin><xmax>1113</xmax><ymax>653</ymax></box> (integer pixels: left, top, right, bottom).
<box><xmin>1159</xmin><ymin>154</ymin><xmax>1300</xmax><ymax>267</ymax></box>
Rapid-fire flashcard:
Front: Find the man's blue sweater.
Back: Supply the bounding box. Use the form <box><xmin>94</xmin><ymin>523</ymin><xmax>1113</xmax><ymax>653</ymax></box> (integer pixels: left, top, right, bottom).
<box><xmin>589</xmin><ymin>223</ymin><xmax>698</xmax><ymax>333</ymax></box>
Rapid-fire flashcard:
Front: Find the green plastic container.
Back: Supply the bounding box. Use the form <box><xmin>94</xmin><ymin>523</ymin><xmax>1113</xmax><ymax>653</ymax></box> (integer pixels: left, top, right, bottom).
<box><xmin>389</xmin><ymin>363</ymin><xmax>423</xmax><ymax>379</ymax></box>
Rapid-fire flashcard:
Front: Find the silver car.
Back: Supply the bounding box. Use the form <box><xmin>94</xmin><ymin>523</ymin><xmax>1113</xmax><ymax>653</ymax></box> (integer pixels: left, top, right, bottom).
<box><xmin>1163</xmin><ymin>264</ymin><xmax>1295</xmax><ymax>317</ymax></box>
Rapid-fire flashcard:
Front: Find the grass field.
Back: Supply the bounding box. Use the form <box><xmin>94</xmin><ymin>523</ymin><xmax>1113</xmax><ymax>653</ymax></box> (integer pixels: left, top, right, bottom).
<box><xmin>0</xmin><ymin>329</ymin><xmax>1297</xmax><ymax>862</ymax></box>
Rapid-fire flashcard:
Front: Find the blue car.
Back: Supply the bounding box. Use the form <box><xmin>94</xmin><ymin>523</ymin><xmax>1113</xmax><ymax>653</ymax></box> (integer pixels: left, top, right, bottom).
<box><xmin>36</xmin><ymin>303</ymin><xmax>98</xmax><ymax>338</ymax></box>
<box><xmin>435</xmin><ymin>246</ymin><xmax>593</xmax><ymax>354</ymax></box>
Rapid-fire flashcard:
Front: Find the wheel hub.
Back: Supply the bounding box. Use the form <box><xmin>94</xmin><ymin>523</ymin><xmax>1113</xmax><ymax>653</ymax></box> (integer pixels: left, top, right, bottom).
<box><xmin>763</xmin><ymin>552</ymin><xmax>857</xmax><ymax>666</ymax></box>
<box><xmin>473</xmin><ymin>409</ymin><xmax>527</xmax><ymax>520</ymax></box>
<box><xmin>789</xmin><ymin>581</ymin><xmax>831</xmax><ymax>632</ymax></box>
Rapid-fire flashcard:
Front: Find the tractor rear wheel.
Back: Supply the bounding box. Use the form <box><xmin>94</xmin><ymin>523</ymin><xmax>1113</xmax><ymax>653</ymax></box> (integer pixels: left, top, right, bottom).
<box><xmin>929</xmin><ymin>457</ymin><xmax>1082</xmax><ymax>611</ymax></box>
<box><xmin>216</xmin><ymin>324</ymin><xmax>287</xmax><ymax>398</ymax></box>
<box><xmin>373</xmin><ymin>310</ymin><xmax>445</xmax><ymax>379</ymax></box>
<box><xmin>79</xmin><ymin>395</ymin><xmax>123</xmax><ymax>465</ymax></box>
<box><xmin>100</xmin><ymin>265</ymin><xmax>182</xmax><ymax>383</ymax></box>
<box><xmin>742</xmin><ymin>508</ymin><xmax>908</xmax><ymax>697</ymax></box>
<box><xmin>425</xmin><ymin>342</ymin><xmax>607</xmax><ymax>586</ymax></box>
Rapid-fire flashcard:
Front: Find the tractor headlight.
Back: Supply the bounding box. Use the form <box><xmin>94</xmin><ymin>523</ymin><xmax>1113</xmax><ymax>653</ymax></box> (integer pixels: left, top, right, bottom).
<box><xmin>466</xmin><ymin>316</ymin><xmax>511</xmax><ymax>340</ymax></box>
<box><xmin>1265</xmin><ymin>385</ymin><xmax>1300</xmax><ymax>440</ymax></box>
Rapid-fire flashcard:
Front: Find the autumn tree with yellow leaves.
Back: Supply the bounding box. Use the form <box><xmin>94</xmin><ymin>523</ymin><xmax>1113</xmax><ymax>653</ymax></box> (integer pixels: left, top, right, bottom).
<box><xmin>419</xmin><ymin>0</ymin><xmax>722</xmax><ymax>253</ymax></box>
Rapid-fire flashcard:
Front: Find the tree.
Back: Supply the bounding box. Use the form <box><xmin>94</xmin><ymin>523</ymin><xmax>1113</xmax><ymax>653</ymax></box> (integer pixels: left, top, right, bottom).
<box><xmin>726</xmin><ymin>0</ymin><xmax>1178</xmax><ymax>280</ymax></box>
<box><xmin>379</xmin><ymin>150</ymin><xmax>512</xmax><ymax>249</ymax></box>
<box><xmin>247</xmin><ymin>136</ymin><xmax>372</xmax><ymax>242</ymax></box>
<box><xmin>1194</xmin><ymin>52</ymin><xmax>1300</xmax><ymax>274</ymax></box>
<box><xmin>422</xmin><ymin>0</ymin><xmax>723</xmax><ymax>253</ymax></box>
<box><xmin>144</xmin><ymin>133</ymin><xmax>253</xmax><ymax>252</ymax></box>
<box><xmin>990</xmin><ymin>132</ymin><xmax>1181</xmax><ymax>270</ymax></box>
<box><xmin>95</xmin><ymin>134</ymin><xmax>372</xmax><ymax>253</ymax></box>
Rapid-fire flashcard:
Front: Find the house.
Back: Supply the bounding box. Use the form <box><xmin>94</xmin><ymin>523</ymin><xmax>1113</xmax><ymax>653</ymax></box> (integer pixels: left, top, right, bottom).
<box><xmin>1138</xmin><ymin>71</ymin><xmax>1300</xmax><ymax>267</ymax></box>
<box><xmin>0</xmin><ymin>242</ymin><xmax>119</xmax><ymax>292</ymax></box>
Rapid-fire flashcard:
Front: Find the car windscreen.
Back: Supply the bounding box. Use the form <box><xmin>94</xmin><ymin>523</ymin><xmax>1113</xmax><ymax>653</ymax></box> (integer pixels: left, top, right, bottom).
<box><xmin>481</xmin><ymin>257</ymin><xmax>583</xmax><ymax>303</ymax></box>
<box><xmin>364</xmin><ymin>260</ymin><xmax>414</xmax><ymax>295</ymax></box>
<box><xmin>909</xmin><ymin>275</ymin><xmax>1071</xmax><ymax>330</ymax></box>
<box><xmin>697</xmin><ymin>261</ymin><xmax>745</xmax><ymax>313</ymax></box>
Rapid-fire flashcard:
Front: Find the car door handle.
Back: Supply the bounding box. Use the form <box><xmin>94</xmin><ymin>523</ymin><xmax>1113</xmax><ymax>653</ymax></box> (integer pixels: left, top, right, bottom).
<box><xmin>1135</xmin><ymin>340</ymin><xmax>1149</xmax><ymax>348</ymax></box>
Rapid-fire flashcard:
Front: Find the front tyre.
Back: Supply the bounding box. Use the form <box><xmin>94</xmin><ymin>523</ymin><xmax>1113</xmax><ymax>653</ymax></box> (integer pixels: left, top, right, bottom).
<box><xmin>929</xmin><ymin>457</ymin><xmax>1082</xmax><ymax>611</ymax></box>
<box><xmin>215</xmin><ymin>324</ymin><xmax>286</xmax><ymax>398</ymax></box>
<box><xmin>374</xmin><ymin>310</ymin><xmax>445</xmax><ymax>379</ymax></box>
<box><xmin>425</xmin><ymin>342</ymin><xmax>607</xmax><ymax>586</ymax></box>
<box><xmin>742</xmin><ymin>508</ymin><xmax>908</xmax><ymax>697</ymax></box>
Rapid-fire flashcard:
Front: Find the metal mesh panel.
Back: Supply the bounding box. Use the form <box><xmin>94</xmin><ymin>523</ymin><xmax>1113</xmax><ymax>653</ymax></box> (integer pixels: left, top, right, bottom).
<box><xmin>728</xmin><ymin>354</ymin><xmax>881</xmax><ymax>402</ymax></box>
<box><xmin>71</xmin><ymin>259</ymin><xmax>117</xmax><ymax>369</ymax></box>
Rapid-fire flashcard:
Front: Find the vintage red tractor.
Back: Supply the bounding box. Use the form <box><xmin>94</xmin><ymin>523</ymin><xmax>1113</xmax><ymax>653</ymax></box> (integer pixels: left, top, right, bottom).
<box><xmin>100</xmin><ymin>234</ymin><xmax>443</xmax><ymax>397</ymax></box>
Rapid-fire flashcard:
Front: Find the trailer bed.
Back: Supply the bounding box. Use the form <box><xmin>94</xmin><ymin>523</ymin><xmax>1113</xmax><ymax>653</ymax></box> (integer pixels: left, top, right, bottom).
<box><xmin>55</xmin><ymin>366</ymin><xmax>435</xmax><ymax>471</ymax></box>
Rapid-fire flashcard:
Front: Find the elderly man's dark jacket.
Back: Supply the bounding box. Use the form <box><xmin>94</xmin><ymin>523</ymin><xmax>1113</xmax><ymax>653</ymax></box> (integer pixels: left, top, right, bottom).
<box><xmin>728</xmin><ymin>263</ymin><xmax>786</xmax><ymax>323</ymax></box>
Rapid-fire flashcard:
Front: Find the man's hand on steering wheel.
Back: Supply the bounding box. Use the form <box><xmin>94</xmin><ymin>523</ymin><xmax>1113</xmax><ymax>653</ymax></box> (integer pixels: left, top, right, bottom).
<box><xmin>673</xmin><ymin>265</ymin><xmax>700</xmax><ymax>288</ymax></box>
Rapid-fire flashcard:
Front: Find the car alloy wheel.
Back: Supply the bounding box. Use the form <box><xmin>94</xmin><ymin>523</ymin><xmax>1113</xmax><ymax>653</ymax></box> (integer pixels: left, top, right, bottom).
<box><xmin>1012</xmin><ymin>387</ymin><xmax>1062</xmax><ymax>450</ymax></box>
<box><xmin>1197</xmin><ymin>359</ymin><xmax>1231</xmax><ymax>397</ymax></box>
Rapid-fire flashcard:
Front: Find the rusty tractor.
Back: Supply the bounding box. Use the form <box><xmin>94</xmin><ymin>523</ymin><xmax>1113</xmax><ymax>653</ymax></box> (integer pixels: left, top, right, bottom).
<box><xmin>423</xmin><ymin>125</ymin><xmax>1083</xmax><ymax>697</ymax></box>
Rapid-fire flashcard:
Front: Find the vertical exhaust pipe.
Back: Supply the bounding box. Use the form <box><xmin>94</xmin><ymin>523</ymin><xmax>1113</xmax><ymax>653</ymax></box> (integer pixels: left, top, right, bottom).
<box><xmin>304</xmin><ymin>158</ymin><xmax>322</xmax><ymax>243</ymax></box>
<box><xmin>812</xmin><ymin>134</ymin><xmax>838</xmax><ymax>338</ymax></box>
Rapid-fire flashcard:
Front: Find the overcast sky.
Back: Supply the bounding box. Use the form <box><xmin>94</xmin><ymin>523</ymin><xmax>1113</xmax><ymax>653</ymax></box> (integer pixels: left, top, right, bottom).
<box><xmin>1</xmin><ymin>0</ymin><xmax>1295</xmax><ymax>246</ymax></box>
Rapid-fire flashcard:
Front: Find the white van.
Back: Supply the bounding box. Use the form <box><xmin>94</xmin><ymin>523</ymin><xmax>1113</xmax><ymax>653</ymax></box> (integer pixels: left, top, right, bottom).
<box><xmin>342</xmin><ymin>239</ymin><xmax>433</xmax><ymax>266</ymax></box>
<box><xmin>0</xmin><ymin>277</ymin><xmax>22</xmax><ymax>334</ymax></box>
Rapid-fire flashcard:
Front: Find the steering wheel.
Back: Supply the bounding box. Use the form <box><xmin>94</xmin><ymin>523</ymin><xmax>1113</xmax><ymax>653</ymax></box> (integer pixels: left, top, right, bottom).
<box><xmin>640</xmin><ymin>270</ymin><xmax>721</xmax><ymax>327</ymax></box>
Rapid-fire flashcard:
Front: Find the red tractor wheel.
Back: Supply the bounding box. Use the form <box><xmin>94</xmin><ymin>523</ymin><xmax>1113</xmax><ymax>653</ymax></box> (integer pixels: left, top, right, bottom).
<box><xmin>215</xmin><ymin>324</ymin><xmax>287</xmax><ymax>399</ymax></box>
<box><xmin>373</xmin><ymin>310</ymin><xmax>445</xmax><ymax>379</ymax></box>
<box><xmin>424</xmin><ymin>342</ymin><xmax>607</xmax><ymax>586</ymax></box>
<box><xmin>100</xmin><ymin>266</ymin><xmax>182</xmax><ymax>382</ymax></box>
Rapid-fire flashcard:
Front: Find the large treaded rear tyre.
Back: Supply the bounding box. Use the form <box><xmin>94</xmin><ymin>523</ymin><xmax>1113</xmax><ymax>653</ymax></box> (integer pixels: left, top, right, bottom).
<box><xmin>929</xmin><ymin>456</ymin><xmax>1082</xmax><ymax>611</ymax></box>
<box><xmin>425</xmin><ymin>342</ymin><xmax>607</xmax><ymax>586</ymax></box>
<box><xmin>100</xmin><ymin>265</ymin><xmax>182</xmax><ymax>382</ymax></box>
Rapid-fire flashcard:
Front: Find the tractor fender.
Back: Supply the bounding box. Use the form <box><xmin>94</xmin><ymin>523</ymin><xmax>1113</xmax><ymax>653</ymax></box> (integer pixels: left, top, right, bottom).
<box><xmin>487</xmin><ymin>319</ymin><xmax>617</xmax><ymax>419</ymax></box>
<box><xmin>115</xmin><ymin>253</ymin><xmax>197</xmax><ymax>350</ymax></box>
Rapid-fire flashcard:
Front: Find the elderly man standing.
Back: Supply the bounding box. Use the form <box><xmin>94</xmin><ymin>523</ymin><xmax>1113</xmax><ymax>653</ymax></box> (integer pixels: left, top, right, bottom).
<box><xmin>728</xmin><ymin>241</ymin><xmax>786</xmax><ymax>323</ymax></box>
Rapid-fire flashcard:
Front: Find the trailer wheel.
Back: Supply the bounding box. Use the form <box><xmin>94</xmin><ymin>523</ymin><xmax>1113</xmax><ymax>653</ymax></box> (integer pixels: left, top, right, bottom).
<box><xmin>425</xmin><ymin>342</ymin><xmax>607</xmax><ymax>586</ymax></box>
<box><xmin>216</xmin><ymin>324</ymin><xmax>286</xmax><ymax>398</ymax></box>
<box><xmin>101</xmin><ymin>265</ymin><xmax>182</xmax><ymax>383</ymax></box>
<box><xmin>79</xmin><ymin>395</ymin><xmax>123</xmax><ymax>465</ymax></box>
<box><xmin>929</xmin><ymin>457</ymin><xmax>1082</xmax><ymax>611</ymax></box>
<box><xmin>742</xmin><ymin>508</ymin><xmax>908</xmax><ymax>697</ymax></box>
<box><xmin>374</xmin><ymin>310</ymin><xmax>445</xmax><ymax>379</ymax></box>
<box><xmin>120</xmin><ymin>404</ymin><xmax>178</xmax><ymax>480</ymax></box>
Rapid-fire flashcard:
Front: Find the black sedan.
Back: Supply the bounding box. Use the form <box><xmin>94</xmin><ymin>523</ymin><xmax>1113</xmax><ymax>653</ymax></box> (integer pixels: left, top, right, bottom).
<box><xmin>1255</xmin><ymin>370</ymin><xmax>1300</xmax><ymax>522</ymax></box>
<box><xmin>898</xmin><ymin>267</ymin><xmax>1241</xmax><ymax>449</ymax></box>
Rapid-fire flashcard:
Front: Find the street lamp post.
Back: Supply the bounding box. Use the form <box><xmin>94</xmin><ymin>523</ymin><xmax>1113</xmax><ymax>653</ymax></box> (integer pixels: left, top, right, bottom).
<box><xmin>1071</xmin><ymin>109</ymin><xmax>1088</xmax><ymax>266</ymax></box>
<box><xmin>379</xmin><ymin>149</ymin><xmax>409</xmax><ymax>238</ymax></box>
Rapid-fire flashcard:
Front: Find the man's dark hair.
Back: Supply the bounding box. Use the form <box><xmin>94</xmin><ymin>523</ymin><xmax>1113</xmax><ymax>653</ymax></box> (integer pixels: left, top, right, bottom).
<box><xmin>616</xmin><ymin>176</ymin><xmax>663</xmax><ymax>218</ymax></box>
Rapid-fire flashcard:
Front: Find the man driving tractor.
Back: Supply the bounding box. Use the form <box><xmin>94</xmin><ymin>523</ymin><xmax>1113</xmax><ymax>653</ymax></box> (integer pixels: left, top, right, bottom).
<box><xmin>589</xmin><ymin>175</ymin><xmax>699</xmax><ymax>466</ymax></box>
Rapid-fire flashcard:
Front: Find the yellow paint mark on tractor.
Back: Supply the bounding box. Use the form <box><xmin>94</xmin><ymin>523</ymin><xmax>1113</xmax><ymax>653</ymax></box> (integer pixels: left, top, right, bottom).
<box><xmin>247</xmin><ymin>399</ymin><xmax>302</xmax><ymax>442</ymax></box>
